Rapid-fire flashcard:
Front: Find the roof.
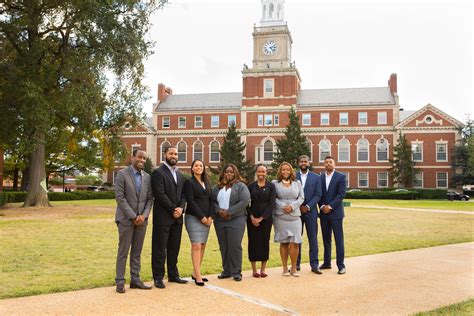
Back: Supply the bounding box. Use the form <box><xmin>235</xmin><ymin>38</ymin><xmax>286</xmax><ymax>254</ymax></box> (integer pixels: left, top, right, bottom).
<box><xmin>398</xmin><ymin>110</ymin><xmax>416</xmax><ymax>122</ymax></box>
<box><xmin>155</xmin><ymin>92</ymin><xmax>242</xmax><ymax>112</ymax></box>
<box><xmin>297</xmin><ymin>87</ymin><xmax>396</xmax><ymax>106</ymax></box>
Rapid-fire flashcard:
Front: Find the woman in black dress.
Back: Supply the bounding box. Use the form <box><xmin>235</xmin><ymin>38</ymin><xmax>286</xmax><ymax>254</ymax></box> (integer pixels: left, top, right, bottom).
<box><xmin>247</xmin><ymin>164</ymin><xmax>276</xmax><ymax>278</ymax></box>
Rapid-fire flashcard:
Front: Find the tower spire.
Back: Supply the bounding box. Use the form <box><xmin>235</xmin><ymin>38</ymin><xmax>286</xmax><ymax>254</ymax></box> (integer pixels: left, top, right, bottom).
<box><xmin>260</xmin><ymin>0</ymin><xmax>285</xmax><ymax>26</ymax></box>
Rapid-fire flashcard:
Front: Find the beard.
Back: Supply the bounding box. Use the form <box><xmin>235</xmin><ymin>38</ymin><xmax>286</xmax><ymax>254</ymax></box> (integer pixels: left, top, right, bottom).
<box><xmin>300</xmin><ymin>165</ymin><xmax>308</xmax><ymax>172</ymax></box>
<box><xmin>166</xmin><ymin>157</ymin><xmax>177</xmax><ymax>166</ymax></box>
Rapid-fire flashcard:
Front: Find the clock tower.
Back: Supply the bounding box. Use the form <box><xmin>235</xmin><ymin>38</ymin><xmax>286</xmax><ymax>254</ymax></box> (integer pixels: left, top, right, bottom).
<box><xmin>242</xmin><ymin>0</ymin><xmax>301</xmax><ymax>108</ymax></box>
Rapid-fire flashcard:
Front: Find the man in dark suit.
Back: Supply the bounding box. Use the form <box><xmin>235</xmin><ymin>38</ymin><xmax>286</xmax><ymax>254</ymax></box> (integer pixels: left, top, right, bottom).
<box><xmin>114</xmin><ymin>149</ymin><xmax>153</xmax><ymax>293</ymax></box>
<box><xmin>318</xmin><ymin>155</ymin><xmax>347</xmax><ymax>274</ymax></box>
<box><xmin>151</xmin><ymin>146</ymin><xmax>187</xmax><ymax>288</ymax></box>
<box><xmin>296</xmin><ymin>155</ymin><xmax>322</xmax><ymax>274</ymax></box>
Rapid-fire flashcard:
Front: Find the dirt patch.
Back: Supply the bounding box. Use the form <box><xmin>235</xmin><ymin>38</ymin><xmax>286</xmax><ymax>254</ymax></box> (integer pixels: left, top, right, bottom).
<box><xmin>0</xmin><ymin>205</ymin><xmax>114</xmax><ymax>220</ymax></box>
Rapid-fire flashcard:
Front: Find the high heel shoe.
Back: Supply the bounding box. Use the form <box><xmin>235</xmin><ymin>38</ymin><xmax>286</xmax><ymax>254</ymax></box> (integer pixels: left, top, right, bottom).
<box><xmin>192</xmin><ymin>275</ymin><xmax>208</xmax><ymax>282</ymax></box>
<box><xmin>194</xmin><ymin>279</ymin><xmax>205</xmax><ymax>286</ymax></box>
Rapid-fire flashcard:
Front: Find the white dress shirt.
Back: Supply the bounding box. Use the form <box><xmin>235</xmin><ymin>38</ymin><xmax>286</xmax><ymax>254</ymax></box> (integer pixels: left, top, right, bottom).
<box><xmin>217</xmin><ymin>187</ymin><xmax>232</xmax><ymax>210</ymax></box>
<box><xmin>325</xmin><ymin>170</ymin><xmax>334</xmax><ymax>191</ymax></box>
<box><xmin>163</xmin><ymin>161</ymin><xmax>178</xmax><ymax>183</ymax></box>
<box><xmin>300</xmin><ymin>170</ymin><xmax>308</xmax><ymax>188</ymax></box>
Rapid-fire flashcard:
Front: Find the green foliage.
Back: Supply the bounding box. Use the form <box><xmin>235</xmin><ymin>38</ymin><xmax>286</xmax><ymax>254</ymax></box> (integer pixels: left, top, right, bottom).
<box><xmin>75</xmin><ymin>175</ymin><xmax>102</xmax><ymax>185</ymax></box>
<box><xmin>219</xmin><ymin>123</ymin><xmax>254</xmax><ymax>181</ymax></box>
<box><xmin>452</xmin><ymin>119</ymin><xmax>474</xmax><ymax>186</ymax></box>
<box><xmin>390</xmin><ymin>133</ymin><xmax>417</xmax><ymax>188</ymax></box>
<box><xmin>415</xmin><ymin>189</ymin><xmax>447</xmax><ymax>199</ymax></box>
<box><xmin>272</xmin><ymin>107</ymin><xmax>311</xmax><ymax>170</ymax></box>
<box><xmin>346</xmin><ymin>190</ymin><xmax>419</xmax><ymax>200</ymax></box>
<box><xmin>143</xmin><ymin>157</ymin><xmax>154</xmax><ymax>175</ymax></box>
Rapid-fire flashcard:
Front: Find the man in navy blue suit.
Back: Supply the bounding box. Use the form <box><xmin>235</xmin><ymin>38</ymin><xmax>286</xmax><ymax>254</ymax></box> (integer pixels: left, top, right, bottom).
<box><xmin>296</xmin><ymin>155</ymin><xmax>322</xmax><ymax>274</ymax></box>
<box><xmin>318</xmin><ymin>156</ymin><xmax>347</xmax><ymax>274</ymax></box>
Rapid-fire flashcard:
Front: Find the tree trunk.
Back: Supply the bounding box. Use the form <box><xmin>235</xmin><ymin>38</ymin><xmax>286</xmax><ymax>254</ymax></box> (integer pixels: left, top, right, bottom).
<box><xmin>21</xmin><ymin>166</ymin><xmax>29</xmax><ymax>191</ymax></box>
<box><xmin>23</xmin><ymin>132</ymin><xmax>51</xmax><ymax>207</ymax></box>
<box><xmin>13</xmin><ymin>166</ymin><xmax>19</xmax><ymax>191</ymax></box>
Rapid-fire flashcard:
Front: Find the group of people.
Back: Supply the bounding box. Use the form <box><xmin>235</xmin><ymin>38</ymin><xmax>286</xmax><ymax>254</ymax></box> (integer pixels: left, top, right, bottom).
<box><xmin>114</xmin><ymin>146</ymin><xmax>347</xmax><ymax>293</ymax></box>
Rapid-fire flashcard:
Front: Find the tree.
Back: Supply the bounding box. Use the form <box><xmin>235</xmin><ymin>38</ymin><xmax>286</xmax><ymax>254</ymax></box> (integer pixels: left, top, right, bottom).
<box><xmin>219</xmin><ymin>123</ymin><xmax>254</xmax><ymax>181</ymax></box>
<box><xmin>390</xmin><ymin>133</ymin><xmax>417</xmax><ymax>188</ymax></box>
<box><xmin>0</xmin><ymin>1</ymin><xmax>166</xmax><ymax>206</ymax></box>
<box><xmin>452</xmin><ymin>119</ymin><xmax>474</xmax><ymax>187</ymax></box>
<box><xmin>272</xmin><ymin>106</ymin><xmax>311</xmax><ymax>170</ymax></box>
<box><xmin>143</xmin><ymin>157</ymin><xmax>154</xmax><ymax>175</ymax></box>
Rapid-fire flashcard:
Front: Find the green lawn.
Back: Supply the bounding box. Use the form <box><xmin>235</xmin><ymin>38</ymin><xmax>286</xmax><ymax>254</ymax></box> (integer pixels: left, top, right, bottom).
<box><xmin>0</xmin><ymin>199</ymin><xmax>472</xmax><ymax>299</ymax></box>
<box><xmin>414</xmin><ymin>298</ymin><xmax>474</xmax><ymax>315</ymax></box>
<box><xmin>349</xmin><ymin>199</ymin><xmax>474</xmax><ymax>211</ymax></box>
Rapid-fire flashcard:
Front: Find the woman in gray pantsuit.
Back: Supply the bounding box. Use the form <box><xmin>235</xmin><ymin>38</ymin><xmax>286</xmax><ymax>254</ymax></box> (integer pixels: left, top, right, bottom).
<box><xmin>212</xmin><ymin>164</ymin><xmax>251</xmax><ymax>281</ymax></box>
<box><xmin>272</xmin><ymin>162</ymin><xmax>305</xmax><ymax>277</ymax></box>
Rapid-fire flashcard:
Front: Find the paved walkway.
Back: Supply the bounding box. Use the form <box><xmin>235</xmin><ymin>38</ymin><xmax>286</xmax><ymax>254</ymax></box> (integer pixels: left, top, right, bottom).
<box><xmin>1</xmin><ymin>243</ymin><xmax>473</xmax><ymax>315</ymax></box>
<box><xmin>355</xmin><ymin>205</ymin><xmax>474</xmax><ymax>215</ymax></box>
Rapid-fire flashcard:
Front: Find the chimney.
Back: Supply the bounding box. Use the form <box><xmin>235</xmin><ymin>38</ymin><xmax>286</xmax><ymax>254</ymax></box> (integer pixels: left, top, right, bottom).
<box><xmin>388</xmin><ymin>73</ymin><xmax>397</xmax><ymax>94</ymax></box>
<box><xmin>157</xmin><ymin>83</ymin><xmax>173</xmax><ymax>102</ymax></box>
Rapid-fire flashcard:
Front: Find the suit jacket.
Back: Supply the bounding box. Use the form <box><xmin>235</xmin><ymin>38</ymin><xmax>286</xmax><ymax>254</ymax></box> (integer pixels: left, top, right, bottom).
<box><xmin>247</xmin><ymin>180</ymin><xmax>276</xmax><ymax>221</ymax></box>
<box><xmin>184</xmin><ymin>176</ymin><xmax>214</xmax><ymax>220</ymax></box>
<box><xmin>296</xmin><ymin>171</ymin><xmax>322</xmax><ymax>216</ymax></box>
<box><xmin>151</xmin><ymin>163</ymin><xmax>186</xmax><ymax>225</ymax></box>
<box><xmin>115</xmin><ymin>165</ymin><xmax>153</xmax><ymax>225</ymax></box>
<box><xmin>318</xmin><ymin>171</ymin><xmax>347</xmax><ymax>220</ymax></box>
<box><xmin>211</xmin><ymin>181</ymin><xmax>251</xmax><ymax>221</ymax></box>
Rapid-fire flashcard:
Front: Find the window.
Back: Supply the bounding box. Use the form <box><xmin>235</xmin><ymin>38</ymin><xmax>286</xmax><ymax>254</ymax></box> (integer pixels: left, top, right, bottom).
<box><xmin>264</xmin><ymin>114</ymin><xmax>273</xmax><ymax>126</ymax></box>
<box><xmin>358</xmin><ymin>112</ymin><xmax>367</xmax><ymax>125</ymax></box>
<box><xmin>377</xmin><ymin>112</ymin><xmax>387</xmax><ymax>124</ymax></box>
<box><xmin>258</xmin><ymin>114</ymin><xmax>264</xmax><ymax>127</ymax></box>
<box><xmin>228</xmin><ymin>115</ymin><xmax>237</xmax><ymax>127</ymax></box>
<box><xmin>162</xmin><ymin>117</ymin><xmax>170</xmax><ymax>128</ymax></box>
<box><xmin>412</xmin><ymin>142</ymin><xmax>423</xmax><ymax>162</ymax></box>
<box><xmin>413</xmin><ymin>171</ymin><xmax>423</xmax><ymax>188</ymax></box>
<box><xmin>436</xmin><ymin>143</ymin><xmax>447</xmax><ymax>161</ymax></box>
<box><xmin>178</xmin><ymin>117</ymin><xmax>186</xmax><ymax>128</ymax></box>
<box><xmin>194</xmin><ymin>116</ymin><xmax>203</xmax><ymax>128</ymax></box>
<box><xmin>264</xmin><ymin>79</ymin><xmax>274</xmax><ymax>97</ymax></box>
<box><xmin>376</xmin><ymin>138</ymin><xmax>388</xmax><ymax>162</ymax></box>
<box><xmin>263</xmin><ymin>140</ymin><xmax>274</xmax><ymax>161</ymax></box>
<box><xmin>211</xmin><ymin>115</ymin><xmax>220</xmax><ymax>128</ymax></box>
<box><xmin>321</xmin><ymin>113</ymin><xmax>330</xmax><ymax>125</ymax></box>
<box><xmin>177</xmin><ymin>142</ymin><xmax>186</xmax><ymax>162</ymax></box>
<box><xmin>302</xmin><ymin>113</ymin><xmax>311</xmax><ymax>126</ymax></box>
<box><xmin>339</xmin><ymin>112</ymin><xmax>348</xmax><ymax>125</ymax></box>
<box><xmin>131</xmin><ymin>145</ymin><xmax>141</xmax><ymax>157</ymax></box>
<box><xmin>210</xmin><ymin>141</ymin><xmax>220</xmax><ymax>162</ymax></box>
<box><xmin>319</xmin><ymin>139</ymin><xmax>331</xmax><ymax>162</ymax></box>
<box><xmin>338</xmin><ymin>138</ymin><xmax>350</xmax><ymax>162</ymax></box>
<box><xmin>437</xmin><ymin>172</ymin><xmax>448</xmax><ymax>188</ymax></box>
<box><xmin>357</xmin><ymin>138</ymin><xmax>369</xmax><ymax>162</ymax></box>
<box><xmin>358</xmin><ymin>172</ymin><xmax>368</xmax><ymax>188</ymax></box>
<box><xmin>340</xmin><ymin>171</ymin><xmax>350</xmax><ymax>188</ymax></box>
<box><xmin>274</xmin><ymin>114</ymin><xmax>279</xmax><ymax>126</ymax></box>
<box><xmin>160</xmin><ymin>141</ymin><xmax>171</xmax><ymax>162</ymax></box>
<box><xmin>193</xmin><ymin>141</ymin><xmax>203</xmax><ymax>161</ymax></box>
<box><xmin>377</xmin><ymin>172</ymin><xmax>388</xmax><ymax>188</ymax></box>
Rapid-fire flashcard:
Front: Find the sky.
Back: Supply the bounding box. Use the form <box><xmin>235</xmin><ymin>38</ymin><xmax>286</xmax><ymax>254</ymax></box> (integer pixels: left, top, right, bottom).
<box><xmin>142</xmin><ymin>0</ymin><xmax>472</xmax><ymax>122</ymax></box>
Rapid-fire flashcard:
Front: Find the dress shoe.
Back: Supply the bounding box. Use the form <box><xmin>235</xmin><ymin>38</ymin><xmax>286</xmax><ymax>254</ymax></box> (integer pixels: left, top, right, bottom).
<box><xmin>116</xmin><ymin>284</ymin><xmax>125</xmax><ymax>293</ymax></box>
<box><xmin>232</xmin><ymin>274</ymin><xmax>242</xmax><ymax>281</ymax></box>
<box><xmin>311</xmin><ymin>267</ymin><xmax>323</xmax><ymax>274</ymax></box>
<box><xmin>338</xmin><ymin>268</ymin><xmax>346</xmax><ymax>275</ymax></box>
<box><xmin>253</xmin><ymin>272</ymin><xmax>261</xmax><ymax>278</ymax></box>
<box><xmin>194</xmin><ymin>279</ymin><xmax>205</xmax><ymax>286</ymax></box>
<box><xmin>296</xmin><ymin>266</ymin><xmax>301</xmax><ymax>271</ymax></box>
<box><xmin>169</xmin><ymin>277</ymin><xmax>188</xmax><ymax>284</ymax></box>
<box><xmin>282</xmin><ymin>271</ymin><xmax>290</xmax><ymax>276</ymax></box>
<box><xmin>217</xmin><ymin>273</ymin><xmax>231</xmax><ymax>279</ymax></box>
<box><xmin>260</xmin><ymin>272</ymin><xmax>268</xmax><ymax>278</ymax></box>
<box><xmin>192</xmin><ymin>275</ymin><xmax>208</xmax><ymax>282</ymax></box>
<box><xmin>319</xmin><ymin>264</ymin><xmax>332</xmax><ymax>270</ymax></box>
<box><xmin>154</xmin><ymin>279</ymin><xmax>166</xmax><ymax>289</ymax></box>
<box><xmin>290</xmin><ymin>271</ymin><xmax>300</xmax><ymax>277</ymax></box>
<box><xmin>130</xmin><ymin>281</ymin><xmax>152</xmax><ymax>290</ymax></box>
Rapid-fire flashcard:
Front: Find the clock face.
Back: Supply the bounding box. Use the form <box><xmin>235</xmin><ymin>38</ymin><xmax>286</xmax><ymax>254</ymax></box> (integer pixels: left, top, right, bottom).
<box><xmin>263</xmin><ymin>40</ymin><xmax>278</xmax><ymax>56</ymax></box>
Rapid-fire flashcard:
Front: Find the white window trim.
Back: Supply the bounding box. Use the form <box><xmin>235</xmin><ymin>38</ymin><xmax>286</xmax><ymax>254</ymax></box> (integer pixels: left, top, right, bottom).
<box><xmin>337</xmin><ymin>138</ymin><xmax>350</xmax><ymax>163</ymax></box>
<box><xmin>264</xmin><ymin>114</ymin><xmax>273</xmax><ymax>127</ymax></box>
<box><xmin>192</xmin><ymin>141</ymin><xmax>204</xmax><ymax>161</ymax></box>
<box><xmin>358</xmin><ymin>172</ymin><xmax>369</xmax><ymax>188</ymax></box>
<box><xmin>302</xmin><ymin>113</ymin><xmax>311</xmax><ymax>126</ymax></box>
<box><xmin>211</xmin><ymin>116</ymin><xmax>220</xmax><ymax>128</ymax></box>
<box><xmin>436</xmin><ymin>172</ymin><xmax>448</xmax><ymax>188</ymax></box>
<box><xmin>358</xmin><ymin>112</ymin><xmax>368</xmax><ymax>125</ymax></box>
<box><xmin>321</xmin><ymin>113</ymin><xmax>330</xmax><ymax>126</ymax></box>
<box><xmin>435</xmin><ymin>141</ymin><xmax>448</xmax><ymax>162</ymax></box>
<box><xmin>339</xmin><ymin>112</ymin><xmax>348</xmax><ymax>125</ymax></box>
<box><xmin>377</xmin><ymin>111</ymin><xmax>387</xmax><ymax>125</ymax></box>
<box><xmin>262</xmin><ymin>138</ymin><xmax>276</xmax><ymax>163</ymax></box>
<box><xmin>178</xmin><ymin>116</ymin><xmax>186</xmax><ymax>129</ymax></box>
<box><xmin>356</xmin><ymin>139</ymin><xmax>370</xmax><ymax>163</ymax></box>
<box><xmin>319</xmin><ymin>139</ymin><xmax>332</xmax><ymax>163</ymax></box>
<box><xmin>160</xmin><ymin>141</ymin><xmax>171</xmax><ymax>163</ymax></box>
<box><xmin>209</xmin><ymin>141</ymin><xmax>220</xmax><ymax>162</ymax></box>
<box><xmin>177</xmin><ymin>141</ymin><xmax>187</xmax><ymax>163</ymax></box>
<box><xmin>228</xmin><ymin>115</ymin><xmax>237</xmax><ymax>127</ymax></box>
<box><xmin>413</xmin><ymin>171</ymin><xmax>424</xmax><ymax>188</ymax></box>
<box><xmin>257</xmin><ymin>114</ymin><xmax>264</xmax><ymax>127</ymax></box>
<box><xmin>131</xmin><ymin>144</ymin><xmax>141</xmax><ymax>157</ymax></box>
<box><xmin>376</xmin><ymin>138</ymin><xmax>390</xmax><ymax>162</ymax></box>
<box><xmin>162</xmin><ymin>117</ymin><xmax>170</xmax><ymax>128</ymax></box>
<box><xmin>411</xmin><ymin>141</ymin><xmax>423</xmax><ymax>162</ymax></box>
<box><xmin>194</xmin><ymin>116</ymin><xmax>203</xmax><ymax>128</ymax></box>
<box><xmin>377</xmin><ymin>172</ymin><xmax>389</xmax><ymax>188</ymax></box>
<box><xmin>274</xmin><ymin>114</ymin><xmax>280</xmax><ymax>126</ymax></box>
<box><xmin>263</xmin><ymin>78</ymin><xmax>275</xmax><ymax>98</ymax></box>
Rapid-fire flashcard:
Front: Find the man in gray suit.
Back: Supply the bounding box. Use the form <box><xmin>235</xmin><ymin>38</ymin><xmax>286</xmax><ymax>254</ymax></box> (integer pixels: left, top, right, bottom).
<box><xmin>115</xmin><ymin>149</ymin><xmax>154</xmax><ymax>293</ymax></box>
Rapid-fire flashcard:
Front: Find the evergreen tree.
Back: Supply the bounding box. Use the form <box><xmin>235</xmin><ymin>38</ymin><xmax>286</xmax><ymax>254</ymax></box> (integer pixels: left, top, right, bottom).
<box><xmin>143</xmin><ymin>157</ymin><xmax>154</xmax><ymax>175</ymax></box>
<box><xmin>219</xmin><ymin>123</ymin><xmax>254</xmax><ymax>181</ymax></box>
<box><xmin>390</xmin><ymin>133</ymin><xmax>417</xmax><ymax>188</ymax></box>
<box><xmin>272</xmin><ymin>107</ymin><xmax>311</xmax><ymax>169</ymax></box>
<box><xmin>452</xmin><ymin>119</ymin><xmax>474</xmax><ymax>187</ymax></box>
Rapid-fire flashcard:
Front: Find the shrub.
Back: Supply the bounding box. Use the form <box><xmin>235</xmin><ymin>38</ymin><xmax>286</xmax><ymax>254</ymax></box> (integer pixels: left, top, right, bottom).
<box><xmin>75</xmin><ymin>175</ymin><xmax>102</xmax><ymax>185</ymax></box>
<box><xmin>346</xmin><ymin>190</ymin><xmax>419</xmax><ymax>200</ymax></box>
<box><xmin>415</xmin><ymin>189</ymin><xmax>447</xmax><ymax>199</ymax></box>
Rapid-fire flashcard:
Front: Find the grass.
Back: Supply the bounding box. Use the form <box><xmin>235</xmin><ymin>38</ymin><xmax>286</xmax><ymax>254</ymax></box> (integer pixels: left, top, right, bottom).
<box><xmin>0</xmin><ymin>199</ymin><xmax>473</xmax><ymax>299</ymax></box>
<box><xmin>348</xmin><ymin>199</ymin><xmax>474</xmax><ymax>211</ymax></box>
<box><xmin>414</xmin><ymin>298</ymin><xmax>474</xmax><ymax>315</ymax></box>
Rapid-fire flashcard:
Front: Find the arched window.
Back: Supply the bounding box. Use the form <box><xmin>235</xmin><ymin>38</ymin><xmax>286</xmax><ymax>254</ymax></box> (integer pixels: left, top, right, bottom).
<box><xmin>177</xmin><ymin>141</ymin><xmax>187</xmax><ymax>162</ymax></box>
<box><xmin>376</xmin><ymin>138</ymin><xmax>388</xmax><ymax>161</ymax></box>
<box><xmin>210</xmin><ymin>141</ymin><xmax>220</xmax><ymax>162</ymax></box>
<box><xmin>319</xmin><ymin>139</ymin><xmax>331</xmax><ymax>162</ymax></box>
<box><xmin>269</xmin><ymin>3</ymin><xmax>274</xmax><ymax>18</ymax></box>
<box><xmin>338</xmin><ymin>138</ymin><xmax>350</xmax><ymax>162</ymax></box>
<box><xmin>357</xmin><ymin>138</ymin><xmax>369</xmax><ymax>162</ymax></box>
<box><xmin>193</xmin><ymin>141</ymin><xmax>203</xmax><ymax>161</ymax></box>
<box><xmin>263</xmin><ymin>140</ymin><xmax>274</xmax><ymax>162</ymax></box>
<box><xmin>160</xmin><ymin>141</ymin><xmax>171</xmax><ymax>162</ymax></box>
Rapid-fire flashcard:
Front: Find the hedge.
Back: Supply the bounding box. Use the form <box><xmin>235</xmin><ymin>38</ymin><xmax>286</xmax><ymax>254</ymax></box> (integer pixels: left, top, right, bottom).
<box><xmin>346</xmin><ymin>190</ymin><xmax>419</xmax><ymax>200</ymax></box>
<box><xmin>0</xmin><ymin>191</ymin><xmax>115</xmax><ymax>206</ymax></box>
<box><xmin>415</xmin><ymin>189</ymin><xmax>447</xmax><ymax>199</ymax></box>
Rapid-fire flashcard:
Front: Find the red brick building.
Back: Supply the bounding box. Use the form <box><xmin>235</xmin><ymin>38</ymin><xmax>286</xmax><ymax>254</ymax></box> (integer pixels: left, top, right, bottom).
<box><xmin>109</xmin><ymin>0</ymin><xmax>462</xmax><ymax>189</ymax></box>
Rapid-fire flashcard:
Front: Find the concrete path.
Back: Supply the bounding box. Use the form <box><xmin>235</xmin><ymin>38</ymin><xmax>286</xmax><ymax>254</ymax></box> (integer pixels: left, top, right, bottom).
<box><xmin>1</xmin><ymin>243</ymin><xmax>473</xmax><ymax>315</ymax></box>
<box><xmin>355</xmin><ymin>205</ymin><xmax>474</xmax><ymax>215</ymax></box>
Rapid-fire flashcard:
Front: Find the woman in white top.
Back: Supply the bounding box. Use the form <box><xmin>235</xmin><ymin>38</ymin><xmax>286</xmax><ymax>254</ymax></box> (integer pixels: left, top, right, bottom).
<box><xmin>211</xmin><ymin>164</ymin><xmax>251</xmax><ymax>281</ymax></box>
<box><xmin>272</xmin><ymin>162</ymin><xmax>305</xmax><ymax>277</ymax></box>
